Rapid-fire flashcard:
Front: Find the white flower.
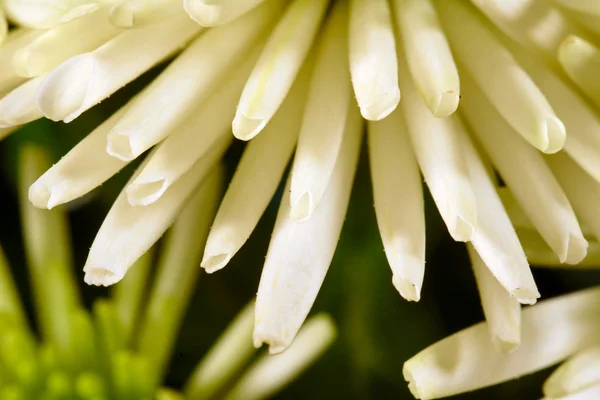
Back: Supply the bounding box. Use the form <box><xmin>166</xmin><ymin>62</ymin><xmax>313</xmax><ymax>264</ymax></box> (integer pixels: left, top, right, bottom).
<box><xmin>0</xmin><ymin>0</ymin><xmax>599</xmax><ymax>360</ymax></box>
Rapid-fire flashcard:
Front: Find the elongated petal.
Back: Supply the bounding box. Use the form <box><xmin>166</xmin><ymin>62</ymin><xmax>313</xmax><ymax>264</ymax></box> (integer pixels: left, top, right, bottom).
<box><xmin>289</xmin><ymin>1</ymin><xmax>351</xmax><ymax>221</ymax></box>
<box><xmin>201</xmin><ymin>65</ymin><xmax>309</xmax><ymax>272</ymax></box>
<box><xmin>349</xmin><ymin>0</ymin><xmax>399</xmax><ymax>120</ymax></box>
<box><xmin>368</xmin><ymin>109</ymin><xmax>424</xmax><ymax>301</ymax></box>
<box><xmin>227</xmin><ymin>314</ymin><xmax>335</xmax><ymax>400</ymax></box>
<box><xmin>393</xmin><ymin>0</ymin><xmax>459</xmax><ymax>117</ymax></box>
<box><xmin>404</xmin><ymin>286</ymin><xmax>600</xmax><ymax>400</ymax></box>
<box><xmin>0</xmin><ymin>76</ymin><xmax>44</xmax><ymax>128</ymax></box>
<box><xmin>109</xmin><ymin>0</ymin><xmax>181</xmax><ymax>28</ymax></box>
<box><xmin>547</xmin><ymin>153</ymin><xmax>600</xmax><ymax>244</ymax></box>
<box><xmin>469</xmin><ymin>0</ymin><xmax>585</xmax><ymax>56</ymax></box>
<box><xmin>461</xmin><ymin>75</ymin><xmax>587</xmax><ymax>265</ymax></box>
<box><xmin>4</xmin><ymin>0</ymin><xmax>100</xmax><ymax>29</ymax></box>
<box><xmin>106</xmin><ymin>3</ymin><xmax>280</xmax><ymax>161</ymax></box>
<box><xmin>544</xmin><ymin>346</ymin><xmax>600</xmax><ymax>398</ymax></box>
<box><xmin>543</xmin><ymin>383</ymin><xmax>600</xmax><ymax>400</ymax></box>
<box><xmin>461</xmin><ymin>129</ymin><xmax>539</xmax><ymax>304</ymax></box>
<box><xmin>553</xmin><ymin>0</ymin><xmax>600</xmax><ymax>16</ymax></box>
<box><xmin>437</xmin><ymin>0</ymin><xmax>565</xmax><ymax>154</ymax></box>
<box><xmin>558</xmin><ymin>36</ymin><xmax>600</xmax><ymax>111</ymax></box>
<box><xmin>184</xmin><ymin>303</ymin><xmax>258</xmax><ymax>400</ymax></box>
<box><xmin>468</xmin><ymin>245</ymin><xmax>520</xmax><ymax>353</ymax></box>
<box><xmin>254</xmin><ymin>106</ymin><xmax>362</xmax><ymax>354</ymax></box>
<box><xmin>397</xmin><ymin>53</ymin><xmax>476</xmax><ymax>242</ymax></box>
<box><xmin>507</xmin><ymin>38</ymin><xmax>600</xmax><ymax>184</ymax></box>
<box><xmin>184</xmin><ymin>0</ymin><xmax>267</xmax><ymax>26</ymax></box>
<box><xmin>36</xmin><ymin>14</ymin><xmax>201</xmax><ymax>122</ymax></box>
<box><xmin>83</xmin><ymin>144</ymin><xmax>225</xmax><ymax>286</ymax></box>
<box><xmin>0</xmin><ymin>29</ymin><xmax>43</xmax><ymax>95</ymax></box>
<box><xmin>0</xmin><ymin>8</ymin><xmax>7</xmax><ymax>46</ymax></box>
<box><xmin>12</xmin><ymin>9</ymin><xmax>120</xmax><ymax>78</ymax></box>
<box><xmin>232</xmin><ymin>0</ymin><xmax>329</xmax><ymax>140</ymax></box>
<box><xmin>28</xmin><ymin>106</ymin><xmax>130</xmax><ymax>209</ymax></box>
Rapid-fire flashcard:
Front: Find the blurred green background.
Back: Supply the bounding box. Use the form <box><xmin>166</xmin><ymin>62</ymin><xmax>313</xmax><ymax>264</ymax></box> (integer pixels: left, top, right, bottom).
<box><xmin>1</xmin><ymin>65</ymin><xmax>599</xmax><ymax>399</ymax></box>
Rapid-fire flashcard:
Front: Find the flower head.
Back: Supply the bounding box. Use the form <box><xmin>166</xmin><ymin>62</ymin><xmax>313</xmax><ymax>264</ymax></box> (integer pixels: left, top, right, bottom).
<box><xmin>0</xmin><ymin>0</ymin><xmax>599</xmax><ymax>366</ymax></box>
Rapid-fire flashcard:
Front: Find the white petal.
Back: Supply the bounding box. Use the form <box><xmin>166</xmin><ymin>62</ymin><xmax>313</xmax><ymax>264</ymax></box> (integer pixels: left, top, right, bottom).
<box><xmin>469</xmin><ymin>0</ymin><xmax>585</xmax><ymax>56</ymax></box>
<box><xmin>4</xmin><ymin>0</ymin><xmax>100</xmax><ymax>29</ymax></box>
<box><xmin>109</xmin><ymin>0</ymin><xmax>181</xmax><ymax>28</ymax></box>
<box><xmin>12</xmin><ymin>8</ymin><xmax>120</xmax><ymax>78</ymax></box>
<box><xmin>232</xmin><ymin>0</ymin><xmax>329</xmax><ymax>140</ymax></box>
<box><xmin>184</xmin><ymin>0</ymin><xmax>268</xmax><ymax>27</ymax></box>
<box><xmin>349</xmin><ymin>0</ymin><xmax>399</xmax><ymax>120</ymax></box>
<box><xmin>0</xmin><ymin>76</ymin><xmax>45</xmax><ymax>128</ymax></box>
<box><xmin>106</xmin><ymin>2</ymin><xmax>280</xmax><ymax>161</ymax></box>
<box><xmin>558</xmin><ymin>36</ymin><xmax>600</xmax><ymax>111</ymax></box>
<box><xmin>397</xmin><ymin>53</ymin><xmax>476</xmax><ymax>242</ymax></box>
<box><xmin>368</xmin><ymin>109</ymin><xmax>424</xmax><ymax>301</ymax></box>
<box><xmin>124</xmin><ymin>56</ymin><xmax>257</xmax><ymax>206</ymax></box>
<box><xmin>289</xmin><ymin>0</ymin><xmax>351</xmax><ymax>221</ymax></box>
<box><xmin>254</xmin><ymin>105</ymin><xmax>362</xmax><ymax>354</ymax></box>
<box><xmin>0</xmin><ymin>29</ymin><xmax>44</xmax><ymax>95</ymax></box>
<box><xmin>468</xmin><ymin>244</ymin><xmax>521</xmax><ymax>353</ymax></box>
<box><xmin>437</xmin><ymin>0</ymin><xmax>565</xmax><ymax>154</ymax></box>
<box><xmin>461</xmin><ymin>75</ymin><xmax>587</xmax><ymax>265</ymax></box>
<box><xmin>544</xmin><ymin>346</ymin><xmax>600</xmax><ymax>398</ymax></box>
<box><xmin>460</xmin><ymin>129</ymin><xmax>540</xmax><ymax>304</ymax></box>
<box><xmin>28</xmin><ymin>105</ymin><xmax>129</xmax><ymax>209</ymax></box>
<box><xmin>393</xmin><ymin>0</ymin><xmax>459</xmax><ymax>117</ymax></box>
<box><xmin>201</xmin><ymin>65</ymin><xmax>309</xmax><ymax>273</ymax></box>
<box><xmin>83</xmin><ymin>146</ymin><xmax>224</xmax><ymax>286</ymax></box>
<box><xmin>404</xmin><ymin>286</ymin><xmax>600</xmax><ymax>400</ymax></box>
<box><xmin>36</xmin><ymin>14</ymin><xmax>201</xmax><ymax>122</ymax></box>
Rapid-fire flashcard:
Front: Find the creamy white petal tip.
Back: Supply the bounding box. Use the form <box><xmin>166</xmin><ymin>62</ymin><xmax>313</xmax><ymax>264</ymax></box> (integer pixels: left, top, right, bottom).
<box><xmin>392</xmin><ymin>275</ymin><xmax>420</xmax><ymax>302</ymax></box>
<box><xmin>231</xmin><ymin>114</ymin><xmax>266</xmax><ymax>141</ymax></box>
<box><xmin>289</xmin><ymin>191</ymin><xmax>313</xmax><ymax>221</ymax></box>
<box><xmin>201</xmin><ymin>253</ymin><xmax>232</xmax><ymax>273</ymax></box>
<box><xmin>83</xmin><ymin>266</ymin><xmax>123</xmax><ymax>287</ymax></box>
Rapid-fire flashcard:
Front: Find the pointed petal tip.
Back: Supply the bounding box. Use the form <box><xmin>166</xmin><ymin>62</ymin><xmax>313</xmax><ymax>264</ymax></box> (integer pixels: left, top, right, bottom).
<box><xmin>430</xmin><ymin>90</ymin><xmax>460</xmax><ymax>118</ymax></box>
<box><xmin>392</xmin><ymin>275</ymin><xmax>421</xmax><ymax>302</ymax></box>
<box><xmin>358</xmin><ymin>90</ymin><xmax>401</xmax><ymax>121</ymax></box>
<box><xmin>83</xmin><ymin>265</ymin><xmax>123</xmax><ymax>286</ymax></box>
<box><xmin>126</xmin><ymin>178</ymin><xmax>168</xmax><ymax>206</ymax></box>
<box><xmin>289</xmin><ymin>191</ymin><xmax>313</xmax><ymax>222</ymax></box>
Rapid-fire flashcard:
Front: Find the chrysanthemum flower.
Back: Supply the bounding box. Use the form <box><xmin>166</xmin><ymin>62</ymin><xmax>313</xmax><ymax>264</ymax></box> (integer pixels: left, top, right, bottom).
<box><xmin>0</xmin><ymin>143</ymin><xmax>335</xmax><ymax>399</ymax></box>
<box><xmin>1</xmin><ymin>0</ymin><xmax>600</xmax><ymax>364</ymax></box>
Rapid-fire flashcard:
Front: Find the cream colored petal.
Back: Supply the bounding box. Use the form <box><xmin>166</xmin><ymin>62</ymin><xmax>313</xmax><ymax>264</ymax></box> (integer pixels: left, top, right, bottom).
<box><xmin>106</xmin><ymin>2</ymin><xmax>281</xmax><ymax>161</ymax></box>
<box><xmin>254</xmin><ymin>107</ymin><xmax>362</xmax><ymax>354</ymax></box>
<box><xmin>404</xmin><ymin>286</ymin><xmax>600</xmax><ymax>400</ymax></box>
<box><xmin>543</xmin><ymin>384</ymin><xmax>600</xmax><ymax>400</ymax></box>
<box><xmin>461</xmin><ymin>129</ymin><xmax>539</xmax><ymax>304</ymax></box>
<box><xmin>544</xmin><ymin>346</ymin><xmax>600</xmax><ymax>398</ymax></box>
<box><xmin>506</xmin><ymin>37</ymin><xmax>600</xmax><ymax>184</ymax></box>
<box><xmin>201</xmin><ymin>65</ymin><xmax>309</xmax><ymax>273</ymax></box>
<box><xmin>0</xmin><ymin>8</ymin><xmax>7</xmax><ymax>45</ymax></box>
<box><xmin>124</xmin><ymin>56</ymin><xmax>258</xmax><ymax>206</ymax></box>
<box><xmin>0</xmin><ymin>29</ymin><xmax>44</xmax><ymax>95</ymax></box>
<box><xmin>83</xmin><ymin>150</ymin><xmax>224</xmax><ymax>286</ymax></box>
<box><xmin>288</xmin><ymin>1</ymin><xmax>351</xmax><ymax>221</ymax></box>
<box><xmin>12</xmin><ymin>9</ymin><xmax>120</xmax><ymax>78</ymax></box>
<box><xmin>547</xmin><ymin>153</ymin><xmax>600</xmax><ymax>244</ymax></box>
<box><xmin>0</xmin><ymin>76</ymin><xmax>44</xmax><ymax>128</ymax></box>
<box><xmin>184</xmin><ymin>0</ymin><xmax>267</xmax><ymax>27</ymax></box>
<box><xmin>28</xmin><ymin>105</ymin><xmax>130</xmax><ymax>210</ymax></box>
<box><xmin>437</xmin><ymin>0</ymin><xmax>565</xmax><ymax>154</ymax></box>
<box><xmin>461</xmin><ymin>75</ymin><xmax>587</xmax><ymax>265</ymax></box>
<box><xmin>232</xmin><ymin>0</ymin><xmax>328</xmax><ymax>141</ymax></box>
<box><xmin>469</xmin><ymin>0</ymin><xmax>585</xmax><ymax>56</ymax></box>
<box><xmin>36</xmin><ymin>14</ymin><xmax>201</xmax><ymax>123</ymax></box>
<box><xmin>109</xmin><ymin>0</ymin><xmax>181</xmax><ymax>28</ymax></box>
<box><xmin>393</xmin><ymin>0</ymin><xmax>459</xmax><ymax>117</ymax></box>
<box><xmin>4</xmin><ymin>0</ymin><xmax>100</xmax><ymax>29</ymax></box>
<box><xmin>397</xmin><ymin>53</ymin><xmax>476</xmax><ymax>242</ymax></box>
<box><xmin>558</xmin><ymin>36</ymin><xmax>600</xmax><ymax>111</ymax></box>
<box><xmin>468</xmin><ymin>244</ymin><xmax>520</xmax><ymax>353</ymax></box>
<box><xmin>226</xmin><ymin>314</ymin><xmax>336</xmax><ymax>400</ymax></box>
<box><xmin>553</xmin><ymin>0</ymin><xmax>600</xmax><ymax>16</ymax></box>
<box><xmin>517</xmin><ymin>227</ymin><xmax>600</xmax><ymax>268</ymax></box>
<box><xmin>349</xmin><ymin>0</ymin><xmax>399</xmax><ymax>120</ymax></box>
<box><xmin>368</xmin><ymin>109</ymin><xmax>424</xmax><ymax>302</ymax></box>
